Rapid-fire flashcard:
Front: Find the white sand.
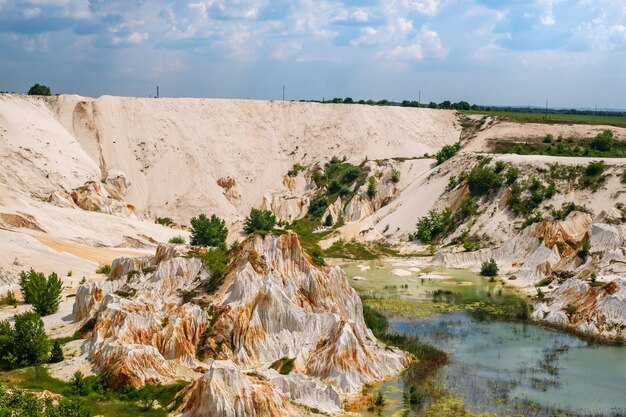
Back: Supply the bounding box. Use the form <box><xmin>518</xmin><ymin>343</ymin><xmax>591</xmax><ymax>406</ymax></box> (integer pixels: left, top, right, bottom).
<box><xmin>391</xmin><ymin>269</ymin><xmax>412</xmax><ymax>276</ymax></box>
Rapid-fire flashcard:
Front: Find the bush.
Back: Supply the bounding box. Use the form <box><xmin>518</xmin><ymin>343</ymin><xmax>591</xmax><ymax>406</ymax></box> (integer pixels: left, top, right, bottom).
<box><xmin>390</xmin><ymin>170</ymin><xmax>401</xmax><ymax>184</ymax></box>
<box><xmin>577</xmin><ymin>240</ymin><xmax>591</xmax><ymax>260</ymax></box>
<box><xmin>466</xmin><ymin>166</ymin><xmax>502</xmax><ymax>197</ymax></box>
<box><xmin>415</xmin><ymin>208</ymin><xmax>452</xmax><ymax>244</ymax></box>
<box><xmin>580</xmin><ymin>161</ymin><xmax>606</xmax><ymax>191</ymax></box>
<box><xmin>27</xmin><ymin>83</ymin><xmax>51</xmax><ymax>96</ymax></box>
<box><xmin>190</xmin><ymin>213</ymin><xmax>228</xmax><ymax>247</ymax></box>
<box><xmin>480</xmin><ymin>259</ymin><xmax>499</xmax><ymax>277</ymax></box>
<box><xmin>243</xmin><ymin>208</ymin><xmax>276</xmax><ymax>234</ymax></box>
<box><xmin>367</xmin><ymin>177</ymin><xmax>377</xmax><ymax>199</ymax></box>
<box><xmin>522</xmin><ymin>211</ymin><xmax>543</xmax><ymax>228</ymax></box>
<box><xmin>585</xmin><ymin>160</ymin><xmax>605</xmax><ymax>177</ymax></box>
<box><xmin>327</xmin><ymin>179</ymin><xmax>342</xmax><ymax>195</ymax></box>
<box><xmin>168</xmin><ymin>235</ymin><xmax>185</xmax><ymax>244</ymax></box>
<box><xmin>505</xmin><ymin>166</ymin><xmax>519</xmax><ymax>184</ymax></box>
<box><xmin>324</xmin><ymin>214</ymin><xmax>333</xmax><ymax>227</ymax></box>
<box><xmin>551</xmin><ymin>202</ymin><xmax>589</xmax><ymax>220</ymax></box>
<box><xmin>0</xmin><ymin>291</ymin><xmax>17</xmax><ymax>308</ymax></box>
<box><xmin>369</xmin><ymin>391</ymin><xmax>386</xmax><ymax>409</ymax></box>
<box><xmin>49</xmin><ymin>339</ymin><xmax>64</xmax><ymax>363</ymax></box>
<box><xmin>70</xmin><ymin>371</ymin><xmax>89</xmax><ymax>396</ymax></box>
<box><xmin>590</xmin><ymin>130</ymin><xmax>614</xmax><ymax>152</ymax></box>
<box><xmin>18</xmin><ymin>269</ymin><xmax>63</xmax><ymax>316</ymax></box>
<box><xmin>287</xmin><ymin>163</ymin><xmax>305</xmax><ymax>177</ymax></box>
<box><xmin>308</xmin><ymin>197</ymin><xmax>329</xmax><ymax>219</ymax></box>
<box><xmin>435</xmin><ymin>143</ymin><xmax>461</xmax><ymax>165</ymax></box>
<box><xmin>95</xmin><ymin>264</ymin><xmax>111</xmax><ymax>275</ymax></box>
<box><xmin>494</xmin><ymin>160</ymin><xmax>506</xmax><ymax>173</ymax></box>
<box><xmin>155</xmin><ymin>217</ymin><xmax>173</xmax><ymax>226</ymax></box>
<box><xmin>0</xmin><ymin>388</ymin><xmax>90</xmax><ymax>417</ymax></box>
<box><xmin>202</xmin><ymin>248</ymin><xmax>229</xmax><ymax>294</ymax></box>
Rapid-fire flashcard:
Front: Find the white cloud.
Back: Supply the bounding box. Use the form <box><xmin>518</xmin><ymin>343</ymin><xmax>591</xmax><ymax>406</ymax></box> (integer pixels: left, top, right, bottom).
<box><xmin>23</xmin><ymin>7</ymin><xmax>41</xmax><ymax>18</ymax></box>
<box><xmin>386</xmin><ymin>42</ymin><xmax>423</xmax><ymax>60</ymax></box>
<box><xmin>398</xmin><ymin>17</ymin><xmax>413</xmax><ymax>34</ymax></box>
<box><xmin>270</xmin><ymin>40</ymin><xmax>302</xmax><ymax>60</ymax></box>
<box><xmin>406</xmin><ymin>0</ymin><xmax>442</xmax><ymax>16</ymax></box>
<box><xmin>536</xmin><ymin>0</ymin><xmax>557</xmax><ymax>26</ymax></box>
<box><xmin>351</xmin><ymin>9</ymin><xmax>369</xmax><ymax>22</ymax></box>
<box><xmin>128</xmin><ymin>31</ymin><xmax>149</xmax><ymax>44</ymax></box>
<box><xmin>420</xmin><ymin>25</ymin><xmax>448</xmax><ymax>58</ymax></box>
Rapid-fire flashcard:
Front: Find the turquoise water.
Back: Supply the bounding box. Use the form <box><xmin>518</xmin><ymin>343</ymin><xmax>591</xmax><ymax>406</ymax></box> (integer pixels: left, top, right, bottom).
<box><xmin>343</xmin><ymin>262</ymin><xmax>626</xmax><ymax>417</ymax></box>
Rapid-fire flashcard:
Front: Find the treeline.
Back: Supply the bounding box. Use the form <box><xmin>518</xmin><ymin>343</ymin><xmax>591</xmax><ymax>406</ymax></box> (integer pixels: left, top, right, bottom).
<box><xmin>300</xmin><ymin>97</ymin><xmax>626</xmax><ymax>116</ymax></box>
<box><xmin>300</xmin><ymin>98</ymin><xmax>472</xmax><ymax>110</ymax></box>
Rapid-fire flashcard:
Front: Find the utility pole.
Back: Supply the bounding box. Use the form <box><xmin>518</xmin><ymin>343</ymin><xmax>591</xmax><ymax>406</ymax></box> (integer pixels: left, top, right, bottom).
<box><xmin>156</xmin><ymin>85</ymin><xmax>159</xmax><ymax>99</ymax></box>
<box><xmin>545</xmin><ymin>100</ymin><xmax>548</xmax><ymax>119</ymax></box>
<box><xmin>282</xmin><ymin>85</ymin><xmax>285</xmax><ymax>101</ymax></box>
<box><xmin>418</xmin><ymin>91</ymin><xmax>421</xmax><ymax>107</ymax></box>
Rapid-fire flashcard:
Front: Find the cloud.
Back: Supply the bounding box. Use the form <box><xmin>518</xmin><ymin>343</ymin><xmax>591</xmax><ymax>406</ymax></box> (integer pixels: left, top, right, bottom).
<box><xmin>407</xmin><ymin>0</ymin><xmax>442</xmax><ymax>17</ymax></box>
<box><xmin>23</xmin><ymin>7</ymin><xmax>41</xmax><ymax>18</ymax></box>
<box><xmin>270</xmin><ymin>40</ymin><xmax>302</xmax><ymax>60</ymax></box>
<box><xmin>420</xmin><ymin>25</ymin><xmax>447</xmax><ymax>58</ymax></box>
<box><xmin>351</xmin><ymin>9</ymin><xmax>368</xmax><ymax>22</ymax></box>
<box><xmin>128</xmin><ymin>31</ymin><xmax>148</xmax><ymax>44</ymax></box>
<box><xmin>536</xmin><ymin>0</ymin><xmax>557</xmax><ymax>26</ymax></box>
<box><xmin>386</xmin><ymin>42</ymin><xmax>423</xmax><ymax>60</ymax></box>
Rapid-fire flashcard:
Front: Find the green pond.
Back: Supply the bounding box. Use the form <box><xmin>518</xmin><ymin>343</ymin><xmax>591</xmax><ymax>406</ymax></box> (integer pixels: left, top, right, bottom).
<box><xmin>341</xmin><ymin>262</ymin><xmax>626</xmax><ymax>417</ymax></box>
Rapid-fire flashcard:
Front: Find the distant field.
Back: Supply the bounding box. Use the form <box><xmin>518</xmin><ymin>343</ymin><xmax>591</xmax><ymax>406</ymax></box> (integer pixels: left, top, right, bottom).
<box><xmin>462</xmin><ymin>110</ymin><xmax>626</xmax><ymax>128</ymax></box>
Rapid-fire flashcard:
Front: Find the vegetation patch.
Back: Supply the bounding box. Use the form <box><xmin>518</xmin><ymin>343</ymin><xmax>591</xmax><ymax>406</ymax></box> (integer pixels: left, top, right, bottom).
<box><xmin>190</xmin><ymin>213</ymin><xmax>227</xmax><ymax>247</ymax></box>
<box><xmin>491</xmin><ymin>129</ymin><xmax>626</xmax><ymax>157</ymax></box>
<box><xmin>19</xmin><ymin>269</ymin><xmax>63</xmax><ymax>316</ymax></box>
<box><xmin>436</xmin><ymin>143</ymin><xmax>461</xmax><ymax>165</ymax></box>
<box><xmin>269</xmin><ymin>357</ymin><xmax>295</xmax><ymax>375</ymax></box>
<box><xmin>243</xmin><ymin>208</ymin><xmax>277</xmax><ymax>235</ymax></box>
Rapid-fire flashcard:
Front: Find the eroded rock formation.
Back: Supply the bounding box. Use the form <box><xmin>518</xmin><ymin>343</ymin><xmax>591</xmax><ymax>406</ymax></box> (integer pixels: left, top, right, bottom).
<box><xmin>72</xmin><ymin>232</ymin><xmax>410</xmax><ymax>415</ymax></box>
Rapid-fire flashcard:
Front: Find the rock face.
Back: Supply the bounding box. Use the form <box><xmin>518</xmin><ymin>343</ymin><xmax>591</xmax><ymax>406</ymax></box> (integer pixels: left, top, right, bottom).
<box><xmin>434</xmin><ymin>210</ymin><xmax>626</xmax><ymax>341</ymax></box>
<box><xmin>433</xmin><ymin>212</ymin><xmax>592</xmax><ymax>283</ymax></box>
<box><xmin>532</xmin><ymin>277</ymin><xmax>626</xmax><ymax>339</ymax></box>
<box><xmin>73</xmin><ymin>232</ymin><xmax>410</xmax><ymax>415</ymax></box>
<box><xmin>71</xmin><ymin>180</ymin><xmax>137</xmax><ymax>218</ymax></box>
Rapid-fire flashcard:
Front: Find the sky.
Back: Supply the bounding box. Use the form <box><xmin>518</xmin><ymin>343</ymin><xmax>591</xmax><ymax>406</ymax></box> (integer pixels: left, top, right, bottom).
<box><xmin>0</xmin><ymin>0</ymin><xmax>625</xmax><ymax>108</ymax></box>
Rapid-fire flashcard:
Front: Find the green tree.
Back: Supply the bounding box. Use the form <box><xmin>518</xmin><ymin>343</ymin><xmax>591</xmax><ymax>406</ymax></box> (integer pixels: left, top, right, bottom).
<box><xmin>27</xmin><ymin>83</ymin><xmax>51</xmax><ymax>96</ymax></box>
<box><xmin>190</xmin><ymin>214</ymin><xmax>228</xmax><ymax>247</ymax></box>
<box><xmin>324</xmin><ymin>214</ymin><xmax>334</xmax><ymax>227</ymax></box>
<box><xmin>367</xmin><ymin>177</ymin><xmax>377</xmax><ymax>199</ymax></box>
<box><xmin>70</xmin><ymin>371</ymin><xmax>88</xmax><ymax>396</ymax></box>
<box><xmin>19</xmin><ymin>269</ymin><xmax>63</xmax><ymax>316</ymax></box>
<box><xmin>243</xmin><ymin>208</ymin><xmax>276</xmax><ymax>234</ymax></box>
<box><xmin>49</xmin><ymin>339</ymin><xmax>64</xmax><ymax>363</ymax></box>
<box><xmin>0</xmin><ymin>320</ymin><xmax>15</xmax><ymax>369</ymax></box>
<box><xmin>14</xmin><ymin>311</ymin><xmax>49</xmax><ymax>366</ymax></box>
<box><xmin>480</xmin><ymin>259</ymin><xmax>499</xmax><ymax>277</ymax></box>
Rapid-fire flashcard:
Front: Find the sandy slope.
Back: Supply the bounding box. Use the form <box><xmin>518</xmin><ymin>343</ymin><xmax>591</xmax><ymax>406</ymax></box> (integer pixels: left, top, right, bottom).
<box><xmin>50</xmin><ymin>95</ymin><xmax>460</xmax><ymax>222</ymax></box>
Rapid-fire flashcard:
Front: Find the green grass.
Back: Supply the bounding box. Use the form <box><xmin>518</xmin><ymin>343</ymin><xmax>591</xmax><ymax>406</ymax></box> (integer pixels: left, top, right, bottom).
<box><xmin>3</xmin><ymin>367</ymin><xmax>188</xmax><ymax>417</ymax></box>
<box><xmin>491</xmin><ymin>137</ymin><xmax>626</xmax><ymax>158</ymax></box>
<box><xmin>96</xmin><ymin>263</ymin><xmax>112</xmax><ymax>275</ymax></box>
<box><xmin>462</xmin><ymin>110</ymin><xmax>626</xmax><ymax>128</ymax></box>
